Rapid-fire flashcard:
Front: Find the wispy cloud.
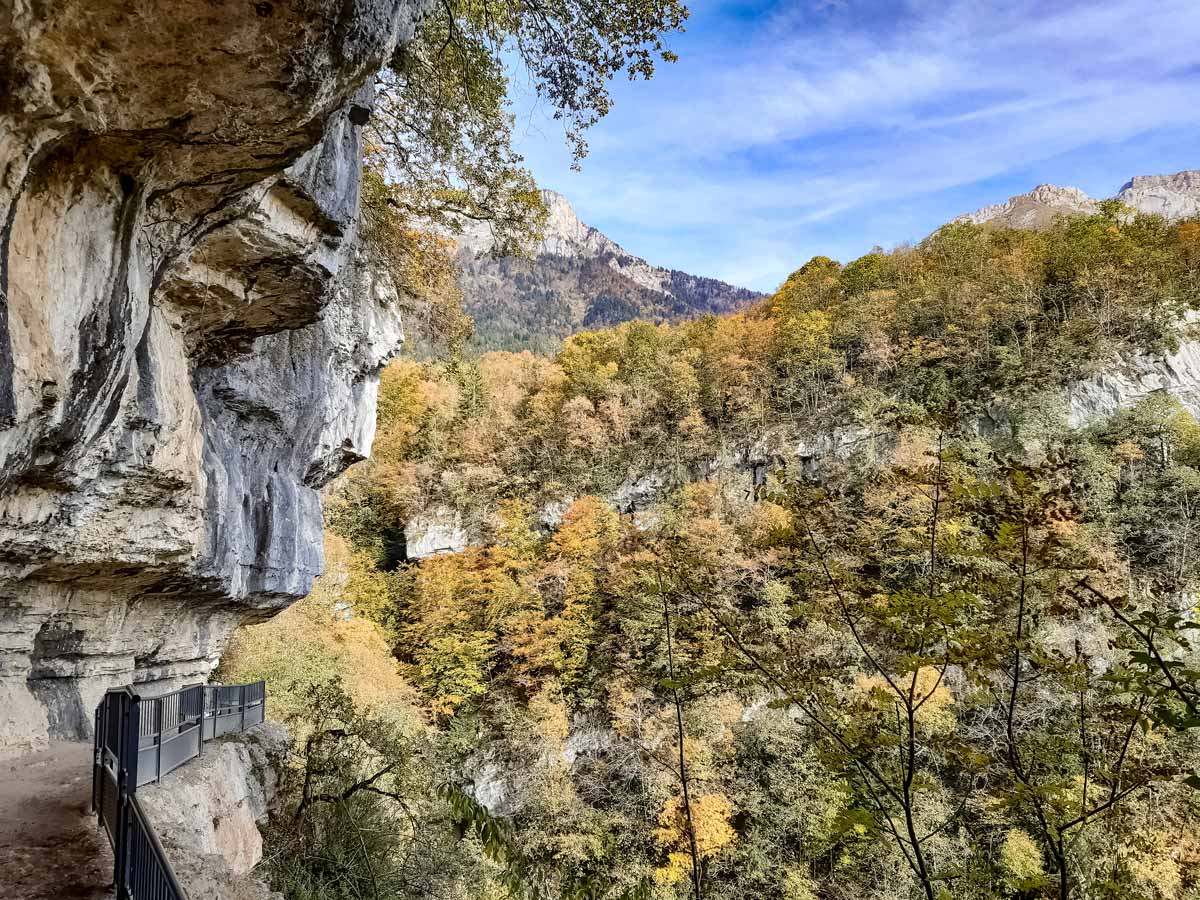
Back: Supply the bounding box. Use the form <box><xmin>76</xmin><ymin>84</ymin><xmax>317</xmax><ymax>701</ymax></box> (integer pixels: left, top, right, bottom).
<box><xmin>511</xmin><ymin>0</ymin><xmax>1200</xmax><ymax>292</ymax></box>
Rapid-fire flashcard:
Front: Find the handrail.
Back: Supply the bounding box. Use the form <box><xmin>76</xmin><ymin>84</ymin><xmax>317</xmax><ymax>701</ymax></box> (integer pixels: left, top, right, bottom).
<box><xmin>126</xmin><ymin>795</ymin><xmax>189</xmax><ymax>900</ymax></box>
<box><xmin>92</xmin><ymin>680</ymin><xmax>267</xmax><ymax>900</ymax></box>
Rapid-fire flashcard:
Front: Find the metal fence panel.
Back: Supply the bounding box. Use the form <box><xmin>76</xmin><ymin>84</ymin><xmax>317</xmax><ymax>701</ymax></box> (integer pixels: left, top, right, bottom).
<box><xmin>99</xmin><ymin>766</ymin><xmax>120</xmax><ymax>847</ymax></box>
<box><xmin>244</xmin><ymin>703</ymin><xmax>263</xmax><ymax>728</ymax></box>
<box><xmin>212</xmin><ymin>710</ymin><xmax>243</xmax><ymax>738</ymax></box>
<box><xmin>92</xmin><ymin>680</ymin><xmax>266</xmax><ymax>900</ymax></box>
<box><xmin>159</xmin><ymin>727</ymin><xmax>201</xmax><ymax>780</ymax></box>
<box><xmin>127</xmin><ymin>797</ymin><xmax>187</xmax><ymax>900</ymax></box>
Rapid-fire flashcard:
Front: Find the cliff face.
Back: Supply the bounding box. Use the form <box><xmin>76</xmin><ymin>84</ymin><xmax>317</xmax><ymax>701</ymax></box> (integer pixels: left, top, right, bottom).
<box><xmin>1067</xmin><ymin>321</ymin><xmax>1200</xmax><ymax>427</ymax></box>
<box><xmin>0</xmin><ymin>0</ymin><xmax>428</xmax><ymax>755</ymax></box>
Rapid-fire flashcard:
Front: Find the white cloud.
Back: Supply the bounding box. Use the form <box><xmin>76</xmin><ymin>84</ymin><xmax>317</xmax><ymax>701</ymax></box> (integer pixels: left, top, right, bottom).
<box><xmin>512</xmin><ymin>0</ymin><xmax>1200</xmax><ymax>291</ymax></box>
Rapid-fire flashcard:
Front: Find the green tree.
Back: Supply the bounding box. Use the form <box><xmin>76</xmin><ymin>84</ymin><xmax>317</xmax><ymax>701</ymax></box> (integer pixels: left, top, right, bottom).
<box><xmin>370</xmin><ymin>0</ymin><xmax>689</xmax><ymax>254</ymax></box>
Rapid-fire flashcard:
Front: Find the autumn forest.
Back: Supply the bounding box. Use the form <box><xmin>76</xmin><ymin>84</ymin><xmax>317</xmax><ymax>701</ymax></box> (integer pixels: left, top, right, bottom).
<box><xmin>224</xmin><ymin>208</ymin><xmax>1200</xmax><ymax>900</ymax></box>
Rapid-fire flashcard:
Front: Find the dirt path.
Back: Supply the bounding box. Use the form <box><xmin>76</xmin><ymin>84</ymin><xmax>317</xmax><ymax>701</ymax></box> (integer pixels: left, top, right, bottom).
<box><xmin>0</xmin><ymin>742</ymin><xmax>114</xmax><ymax>899</ymax></box>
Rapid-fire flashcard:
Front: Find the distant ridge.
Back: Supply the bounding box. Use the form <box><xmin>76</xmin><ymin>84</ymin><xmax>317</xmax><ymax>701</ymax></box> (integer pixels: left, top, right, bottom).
<box><xmin>453</xmin><ymin>190</ymin><xmax>761</xmax><ymax>353</ymax></box>
<box><xmin>957</xmin><ymin>169</ymin><xmax>1200</xmax><ymax>228</ymax></box>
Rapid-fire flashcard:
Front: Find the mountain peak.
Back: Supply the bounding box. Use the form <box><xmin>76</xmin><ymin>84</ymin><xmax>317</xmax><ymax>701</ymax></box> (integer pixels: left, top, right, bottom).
<box><xmin>956</xmin><ymin>184</ymin><xmax>1097</xmax><ymax>228</ymax></box>
<box><xmin>454</xmin><ymin>190</ymin><xmax>762</xmax><ymax>352</ymax></box>
<box><xmin>958</xmin><ymin>169</ymin><xmax>1200</xmax><ymax>229</ymax></box>
<box><xmin>1026</xmin><ymin>184</ymin><xmax>1094</xmax><ymax>204</ymax></box>
<box><xmin>1114</xmin><ymin>170</ymin><xmax>1200</xmax><ymax>220</ymax></box>
<box><xmin>1117</xmin><ymin>170</ymin><xmax>1200</xmax><ymax>193</ymax></box>
<box><xmin>536</xmin><ymin>189</ymin><xmax>621</xmax><ymax>258</ymax></box>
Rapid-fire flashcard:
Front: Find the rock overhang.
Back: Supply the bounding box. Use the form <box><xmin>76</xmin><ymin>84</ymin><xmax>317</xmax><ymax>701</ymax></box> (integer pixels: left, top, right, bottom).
<box><xmin>0</xmin><ymin>0</ymin><xmax>428</xmax><ymax>755</ymax></box>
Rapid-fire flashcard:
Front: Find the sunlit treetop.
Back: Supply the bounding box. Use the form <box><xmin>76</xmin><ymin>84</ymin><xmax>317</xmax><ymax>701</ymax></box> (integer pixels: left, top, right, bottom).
<box><xmin>369</xmin><ymin>0</ymin><xmax>689</xmax><ymax>255</ymax></box>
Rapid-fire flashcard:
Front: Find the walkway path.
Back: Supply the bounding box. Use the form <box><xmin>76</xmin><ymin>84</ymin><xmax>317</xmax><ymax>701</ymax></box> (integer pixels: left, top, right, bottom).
<box><xmin>0</xmin><ymin>742</ymin><xmax>113</xmax><ymax>900</ymax></box>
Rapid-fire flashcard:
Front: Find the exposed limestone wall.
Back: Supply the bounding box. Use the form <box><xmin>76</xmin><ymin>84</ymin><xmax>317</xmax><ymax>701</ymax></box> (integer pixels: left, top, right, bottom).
<box><xmin>1067</xmin><ymin>337</ymin><xmax>1200</xmax><ymax>427</ymax></box>
<box><xmin>139</xmin><ymin>722</ymin><xmax>289</xmax><ymax>900</ymax></box>
<box><xmin>0</xmin><ymin>0</ymin><xmax>429</xmax><ymax>755</ymax></box>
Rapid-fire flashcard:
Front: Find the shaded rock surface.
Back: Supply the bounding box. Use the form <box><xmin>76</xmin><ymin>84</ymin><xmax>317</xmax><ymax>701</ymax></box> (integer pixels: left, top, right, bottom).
<box><xmin>0</xmin><ymin>0</ymin><xmax>429</xmax><ymax>755</ymax></box>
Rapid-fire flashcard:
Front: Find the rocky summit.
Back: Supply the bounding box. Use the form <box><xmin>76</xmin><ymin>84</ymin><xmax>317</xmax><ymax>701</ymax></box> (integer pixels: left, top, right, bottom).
<box><xmin>0</xmin><ymin>0</ymin><xmax>429</xmax><ymax>756</ymax></box>
<box><xmin>453</xmin><ymin>189</ymin><xmax>761</xmax><ymax>353</ymax></box>
<box><xmin>957</xmin><ymin>168</ymin><xmax>1200</xmax><ymax>228</ymax></box>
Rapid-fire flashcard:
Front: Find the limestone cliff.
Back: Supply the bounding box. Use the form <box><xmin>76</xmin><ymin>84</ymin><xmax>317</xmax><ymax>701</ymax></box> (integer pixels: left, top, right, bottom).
<box><xmin>0</xmin><ymin>0</ymin><xmax>429</xmax><ymax>755</ymax></box>
<box><xmin>1067</xmin><ymin>318</ymin><xmax>1200</xmax><ymax>427</ymax></box>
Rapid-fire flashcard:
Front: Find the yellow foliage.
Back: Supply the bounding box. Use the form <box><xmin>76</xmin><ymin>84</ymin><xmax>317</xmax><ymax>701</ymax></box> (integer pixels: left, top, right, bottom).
<box><xmin>527</xmin><ymin>685</ymin><xmax>571</xmax><ymax>744</ymax></box>
<box><xmin>360</xmin><ymin>163</ymin><xmax>470</xmax><ymax>347</ymax></box>
<box><xmin>221</xmin><ymin>535</ymin><xmax>419</xmax><ymax>723</ymax></box>
<box><xmin>680</xmin><ymin>736</ymin><xmax>715</xmax><ymax>781</ymax></box>
<box><xmin>741</xmin><ymin>501</ymin><xmax>791</xmax><ymax>547</ymax></box>
<box><xmin>780</xmin><ymin>870</ymin><xmax>818</xmax><ymax>900</ymax></box>
<box><xmin>1113</xmin><ymin>439</ymin><xmax>1146</xmax><ymax>463</ymax></box>
<box><xmin>550</xmin><ymin>496</ymin><xmax>621</xmax><ymax>563</ymax></box>
<box><xmin>1120</xmin><ymin>831</ymin><xmax>1183</xmax><ymax>900</ymax></box>
<box><xmin>854</xmin><ymin>666</ymin><xmax>955</xmax><ymax>733</ymax></box>
<box><xmin>999</xmin><ymin>829</ymin><xmax>1046</xmax><ymax>889</ymax></box>
<box><xmin>652</xmin><ymin>793</ymin><xmax>738</xmax><ymax>884</ymax></box>
<box><xmin>477</xmin><ymin>351</ymin><xmax>558</xmax><ymax>430</ymax></box>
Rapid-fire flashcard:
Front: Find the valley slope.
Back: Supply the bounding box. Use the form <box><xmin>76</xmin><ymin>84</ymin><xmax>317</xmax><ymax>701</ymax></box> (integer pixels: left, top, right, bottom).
<box><xmin>231</xmin><ymin>171</ymin><xmax>1200</xmax><ymax>900</ymax></box>
<box><xmin>454</xmin><ymin>190</ymin><xmax>761</xmax><ymax>353</ymax></box>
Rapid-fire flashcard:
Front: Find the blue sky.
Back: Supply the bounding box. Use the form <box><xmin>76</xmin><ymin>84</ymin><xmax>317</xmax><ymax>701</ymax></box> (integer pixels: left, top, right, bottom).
<box><xmin>506</xmin><ymin>0</ymin><xmax>1200</xmax><ymax>293</ymax></box>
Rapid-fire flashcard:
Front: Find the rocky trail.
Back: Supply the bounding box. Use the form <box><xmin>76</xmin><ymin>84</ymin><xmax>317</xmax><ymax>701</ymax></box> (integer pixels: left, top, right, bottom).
<box><xmin>0</xmin><ymin>743</ymin><xmax>113</xmax><ymax>900</ymax></box>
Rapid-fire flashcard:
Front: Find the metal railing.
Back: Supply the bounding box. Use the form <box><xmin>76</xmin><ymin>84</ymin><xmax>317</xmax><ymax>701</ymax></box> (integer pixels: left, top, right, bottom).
<box><xmin>134</xmin><ymin>682</ymin><xmax>266</xmax><ymax>786</ymax></box>
<box><xmin>93</xmin><ymin>680</ymin><xmax>267</xmax><ymax>899</ymax></box>
<box><xmin>125</xmin><ymin>796</ymin><xmax>189</xmax><ymax>900</ymax></box>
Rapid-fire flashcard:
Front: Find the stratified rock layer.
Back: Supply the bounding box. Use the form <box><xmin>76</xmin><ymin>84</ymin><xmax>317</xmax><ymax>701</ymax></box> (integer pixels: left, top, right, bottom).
<box><xmin>0</xmin><ymin>0</ymin><xmax>428</xmax><ymax>755</ymax></box>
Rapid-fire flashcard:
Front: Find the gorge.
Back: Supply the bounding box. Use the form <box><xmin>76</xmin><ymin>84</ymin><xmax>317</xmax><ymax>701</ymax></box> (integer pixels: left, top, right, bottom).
<box><xmin>4</xmin><ymin>4</ymin><xmax>1200</xmax><ymax>899</ymax></box>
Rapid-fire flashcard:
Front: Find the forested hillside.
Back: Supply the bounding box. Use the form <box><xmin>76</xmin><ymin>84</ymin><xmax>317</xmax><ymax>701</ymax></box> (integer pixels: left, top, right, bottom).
<box><xmin>224</xmin><ymin>207</ymin><xmax>1200</xmax><ymax>900</ymax></box>
<box><xmin>453</xmin><ymin>191</ymin><xmax>761</xmax><ymax>353</ymax></box>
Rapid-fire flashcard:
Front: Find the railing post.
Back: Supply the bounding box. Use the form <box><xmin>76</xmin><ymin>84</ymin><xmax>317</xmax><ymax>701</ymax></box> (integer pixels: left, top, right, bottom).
<box><xmin>126</xmin><ymin>693</ymin><xmax>142</xmax><ymax>898</ymax></box>
<box><xmin>127</xmin><ymin>694</ymin><xmax>141</xmax><ymax>803</ymax></box>
<box><xmin>92</xmin><ymin>705</ymin><xmax>101</xmax><ymax>814</ymax></box>
<box><xmin>240</xmin><ymin>683</ymin><xmax>246</xmax><ymax>731</ymax></box>
<box><xmin>155</xmin><ymin>697</ymin><xmax>164</xmax><ymax>784</ymax></box>
<box><xmin>113</xmin><ymin>692</ymin><xmax>137</xmax><ymax>898</ymax></box>
<box><xmin>195</xmin><ymin>685</ymin><xmax>204</xmax><ymax>757</ymax></box>
<box><xmin>203</xmin><ymin>685</ymin><xmax>213</xmax><ymax>744</ymax></box>
<box><xmin>122</xmin><ymin>805</ymin><xmax>135</xmax><ymax>900</ymax></box>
